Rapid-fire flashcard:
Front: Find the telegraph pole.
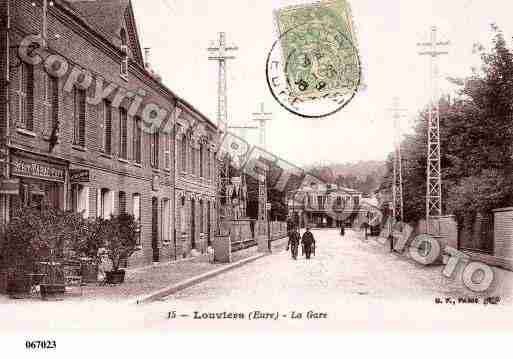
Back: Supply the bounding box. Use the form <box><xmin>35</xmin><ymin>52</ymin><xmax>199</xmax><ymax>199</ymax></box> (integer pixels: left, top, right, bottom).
<box><xmin>208</xmin><ymin>32</ymin><xmax>238</xmax><ymax>131</ymax></box>
<box><xmin>418</xmin><ymin>26</ymin><xmax>449</xmax><ymax>234</ymax></box>
<box><xmin>252</xmin><ymin>103</ymin><xmax>272</xmax><ymax>241</ymax></box>
<box><xmin>387</xmin><ymin>97</ymin><xmax>407</xmax><ymax>224</ymax></box>
<box><xmin>252</xmin><ymin>103</ymin><xmax>273</xmax><ymax>150</ymax></box>
<box><xmin>208</xmin><ymin>32</ymin><xmax>238</xmax><ymax>234</ymax></box>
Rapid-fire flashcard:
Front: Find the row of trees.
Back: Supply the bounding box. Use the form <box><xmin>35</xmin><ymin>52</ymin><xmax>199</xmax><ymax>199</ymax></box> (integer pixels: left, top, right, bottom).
<box><xmin>308</xmin><ymin>164</ymin><xmax>384</xmax><ymax>195</ymax></box>
<box><xmin>381</xmin><ymin>25</ymin><xmax>513</xmax><ymax>224</ymax></box>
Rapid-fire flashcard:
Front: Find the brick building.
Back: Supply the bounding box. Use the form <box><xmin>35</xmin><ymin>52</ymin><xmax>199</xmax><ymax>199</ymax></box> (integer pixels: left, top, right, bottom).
<box><xmin>174</xmin><ymin>99</ymin><xmax>218</xmax><ymax>257</ymax></box>
<box><xmin>0</xmin><ymin>0</ymin><xmax>219</xmax><ymax>266</ymax></box>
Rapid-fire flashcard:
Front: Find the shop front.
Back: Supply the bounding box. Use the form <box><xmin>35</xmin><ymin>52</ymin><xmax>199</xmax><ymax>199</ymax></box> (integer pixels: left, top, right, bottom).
<box><xmin>7</xmin><ymin>152</ymin><xmax>67</xmax><ymax>217</ymax></box>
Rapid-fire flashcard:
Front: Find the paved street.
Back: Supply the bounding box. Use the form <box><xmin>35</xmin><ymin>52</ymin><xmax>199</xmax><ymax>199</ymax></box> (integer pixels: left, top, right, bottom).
<box><xmin>147</xmin><ymin>228</ymin><xmax>513</xmax><ymax>331</ymax></box>
<box><xmin>162</xmin><ymin>229</ymin><xmax>513</xmax><ymax>303</ymax></box>
<box><xmin>2</xmin><ymin>229</ymin><xmax>513</xmax><ymax>332</ymax></box>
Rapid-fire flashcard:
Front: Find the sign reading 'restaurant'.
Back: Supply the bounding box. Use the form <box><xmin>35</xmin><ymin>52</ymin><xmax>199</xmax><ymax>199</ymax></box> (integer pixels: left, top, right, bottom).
<box><xmin>11</xmin><ymin>156</ymin><xmax>65</xmax><ymax>182</ymax></box>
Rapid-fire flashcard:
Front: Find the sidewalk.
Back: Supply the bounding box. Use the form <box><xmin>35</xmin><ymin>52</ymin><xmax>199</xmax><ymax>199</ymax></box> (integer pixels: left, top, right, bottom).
<box><xmin>0</xmin><ymin>236</ymin><xmax>288</xmax><ymax>303</ymax></box>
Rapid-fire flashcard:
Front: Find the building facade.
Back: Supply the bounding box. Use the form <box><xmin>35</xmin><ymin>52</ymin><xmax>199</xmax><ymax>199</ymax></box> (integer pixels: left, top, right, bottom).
<box><xmin>174</xmin><ymin>99</ymin><xmax>219</xmax><ymax>258</ymax></box>
<box><xmin>0</xmin><ymin>0</ymin><xmax>218</xmax><ymax>266</ymax></box>
<box><xmin>288</xmin><ymin>183</ymin><xmax>363</xmax><ymax>228</ymax></box>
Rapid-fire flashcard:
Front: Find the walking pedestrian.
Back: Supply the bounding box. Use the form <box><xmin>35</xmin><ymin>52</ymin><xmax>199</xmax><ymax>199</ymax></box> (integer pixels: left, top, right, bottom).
<box><xmin>301</xmin><ymin>226</ymin><xmax>316</xmax><ymax>260</ymax></box>
<box><xmin>286</xmin><ymin>226</ymin><xmax>301</xmax><ymax>260</ymax></box>
<box><xmin>340</xmin><ymin>223</ymin><xmax>345</xmax><ymax>237</ymax></box>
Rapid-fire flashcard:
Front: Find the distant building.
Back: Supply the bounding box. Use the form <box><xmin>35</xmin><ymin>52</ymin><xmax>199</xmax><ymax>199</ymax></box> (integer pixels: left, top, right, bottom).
<box><xmin>287</xmin><ymin>183</ymin><xmax>364</xmax><ymax>228</ymax></box>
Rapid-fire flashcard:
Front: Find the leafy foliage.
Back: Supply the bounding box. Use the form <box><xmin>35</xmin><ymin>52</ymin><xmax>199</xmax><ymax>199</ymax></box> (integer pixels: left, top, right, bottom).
<box><xmin>101</xmin><ymin>214</ymin><xmax>140</xmax><ymax>271</ymax></box>
<box><xmin>380</xmin><ymin>25</ymin><xmax>513</xmax><ymax>223</ymax></box>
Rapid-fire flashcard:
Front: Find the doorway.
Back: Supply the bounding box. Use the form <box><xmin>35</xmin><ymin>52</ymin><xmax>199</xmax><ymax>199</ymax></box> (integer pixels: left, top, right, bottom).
<box><xmin>207</xmin><ymin>202</ymin><xmax>211</xmax><ymax>246</ymax></box>
<box><xmin>191</xmin><ymin>199</ymin><xmax>196</xmax><ymax>249</ymax></box>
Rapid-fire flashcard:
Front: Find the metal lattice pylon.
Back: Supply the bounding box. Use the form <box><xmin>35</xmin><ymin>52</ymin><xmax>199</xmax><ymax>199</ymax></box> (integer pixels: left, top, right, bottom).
<box><xmin>252</xmin><ymin>103</ymin><xmax>272</xmax><ymax>235</ymax></box>
<box><xmin>388</xmin><ymin>97</ymin><xmax>407</xmax><ymax>224</ymax></box>
<box><xmin>418</xmin><ymin>26</ymin><xmax>449</xmax><ymax>233</ymax></box>
<box><xmin>208</xmin><ymin>32</ymin><xmax>238</xmax><ymax>233</ymax></box>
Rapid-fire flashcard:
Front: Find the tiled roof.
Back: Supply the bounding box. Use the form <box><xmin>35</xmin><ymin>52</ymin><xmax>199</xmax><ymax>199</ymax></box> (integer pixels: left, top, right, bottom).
<box><xmin>65</xmin><ymin>0</ymin><xmax>129</xmax><ymax>41</ymax></box>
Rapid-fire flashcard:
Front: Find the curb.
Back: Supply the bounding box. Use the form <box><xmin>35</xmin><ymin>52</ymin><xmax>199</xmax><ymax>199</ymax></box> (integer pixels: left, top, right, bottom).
<box><xmin>135</xmin><ymin>253</ymin><xmax>267</xmax><ymax>304</ymax></box>
<box><xmin>126</xmin><ymin>254</ymin><xmax>204</xmax><ymax>275</ymax></box>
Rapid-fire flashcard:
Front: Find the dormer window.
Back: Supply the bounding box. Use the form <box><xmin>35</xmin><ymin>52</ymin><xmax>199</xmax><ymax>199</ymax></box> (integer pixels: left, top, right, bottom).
<box><xmin>120</xmin><ymin>28</ymin><xmax>128</xmax><ymax>78</ymax></box>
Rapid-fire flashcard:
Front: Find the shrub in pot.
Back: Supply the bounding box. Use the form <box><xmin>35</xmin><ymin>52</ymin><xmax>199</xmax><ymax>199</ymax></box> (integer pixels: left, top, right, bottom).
<box><xmin>73</xmin><ymin>217</ymin><xmax>109</xmax><ymax>283</ymax></box>
<box><xmin>0</xmin><ymin>207</ymin><xmax>88</xmax><ymax>297</ymax></box>
<box><xmin>102</xmin><ymin>214</ymin><xmax>139</xmax><ymax>284</ymax></box>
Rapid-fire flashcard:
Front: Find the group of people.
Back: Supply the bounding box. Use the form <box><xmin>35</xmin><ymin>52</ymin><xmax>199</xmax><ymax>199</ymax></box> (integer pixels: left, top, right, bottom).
<box><xmin>286</xmin><ymin>226</ymin><xmax>316</xmax><ymax>260</ymax></box>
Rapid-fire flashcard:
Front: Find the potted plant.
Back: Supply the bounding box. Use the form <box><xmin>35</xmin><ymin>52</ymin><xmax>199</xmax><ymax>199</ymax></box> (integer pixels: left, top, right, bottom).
<box><xmin>0</xmin><ymin>207</ymin><xmax>42</xmax><ymax>297</ymax></box>
<box><xmin>72</xmin><ymin>217</ymin><xmax>108</xmax><ymax>284</ymax></box>
<box><xmin>102</xmin><ymin>214</ymin><xmax>139</xmax><ymax>284</ymax></box>
<box><xmin>31</xmin><ymin>208</ymin><xmax>86</xmax><ymax>298</ymax></box>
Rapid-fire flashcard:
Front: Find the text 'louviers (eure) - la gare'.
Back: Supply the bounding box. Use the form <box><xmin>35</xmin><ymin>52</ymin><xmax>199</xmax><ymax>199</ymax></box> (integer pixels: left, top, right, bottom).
<box><xmin>166</xmin><ymin>310</ymin><xmax>328</xmax><ymax>320</ymax></box>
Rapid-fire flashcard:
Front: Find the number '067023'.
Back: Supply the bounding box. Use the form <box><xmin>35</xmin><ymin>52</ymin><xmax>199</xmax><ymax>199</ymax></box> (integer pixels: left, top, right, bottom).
<box><xmin>25</xmin><ymin>340</ymin><xmax>57</xmax><ymax>350</ymax></box>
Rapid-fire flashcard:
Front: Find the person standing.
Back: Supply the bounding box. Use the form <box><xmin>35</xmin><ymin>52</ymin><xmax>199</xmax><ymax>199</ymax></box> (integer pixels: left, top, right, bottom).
<box><xmin>301</xmin><ymin>226</ymin><xmax>316</xmax><ymax>260</ymax></box>
<box><xmin>286</xmin><ymin>226</ymin><xmax>301</xmax><ymax>260</ymax></box>
<box><xmin>340</xmin><ymin>222</ymin><xmax>345</xmax><ymax>237</ymax></box>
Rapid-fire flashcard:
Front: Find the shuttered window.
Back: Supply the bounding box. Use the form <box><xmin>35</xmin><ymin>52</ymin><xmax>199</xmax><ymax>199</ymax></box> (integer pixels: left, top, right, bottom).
<box><xmin>181</xmin><ymin>135</ymin><xmax>187</xmax><ymax>172</ymax></box>
<box><xmin>133</xmin><ymin>116</ymin><xmax>142</xmax><ymax>164</ymax></box>
<box><xmin>19</xmin><ymin>62</ymin><xmax>34</xmax><ymax>130</ymax></box>
<box><xmin>191</xmin><ymin>145</ymin><xmax>196</xmax><ymax>176</ymax></box>
<box><xmin>103</xmin><ymin>100</ymin><xmax>112</xmax><ymax>154</ymax></box>
<box><xmin>43</xmin><ymin>74</ymin><xmax>59</xmax><ymax>136</ymax></box>
<box><xmin>118</xmin><ymin>191</ymin><xmax>127</xmax><ymax>214</ymax></box>
<box><xmin>206</xmin><ymin>148</ymin><xmax>210</xmax><ymax>179</ymax></box>
<box><xmin>164</xmin><ymin>133</ymin><xmax>170</xmax><ymax>170</ymax></box>
<box><xmin>119</xmin><ymin>108</ymin><xmax>128</xmax><ymax>159</ymax></box>
<box><xmin>199</xmin><ymin>143</ymin><xmax>204</xmax><ymax>178</ymax></box>
<box><xmin>151</xmin><ymin>132</ymin><xmax>159</xmax><ymax>168</ymax></box>
<box><xmin>73</xmin><ymin>87</ymin><xmax>86</xmax><ymax>147</ymax></box>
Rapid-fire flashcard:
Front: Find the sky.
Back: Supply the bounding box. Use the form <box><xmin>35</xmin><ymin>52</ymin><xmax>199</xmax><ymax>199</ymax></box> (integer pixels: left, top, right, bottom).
<box><xmin>131</xmin><ymin>0</ymin><xmax>513</xmax><ymax>167</ymax></box>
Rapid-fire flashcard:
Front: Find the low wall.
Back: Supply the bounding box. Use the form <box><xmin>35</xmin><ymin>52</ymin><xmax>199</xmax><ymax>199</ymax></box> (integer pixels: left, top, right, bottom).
<box><xmin>465</xmin><ymin>207</ymin><xmax>513</xmax><ymax>271</ymax></box>
<box><xmin>415</xmin><ymin>216</ymin><xmax>458</xmax><ymax>249</ymax></box>
<box><xmin>382</xmin><ymin>210</ymin><xmax>513</xmax><ymax>271</ymax></box>
<box><xmin>270</xmin><ymin>221</ymin><xmax>287</xmax><ymax>240</ymax></box>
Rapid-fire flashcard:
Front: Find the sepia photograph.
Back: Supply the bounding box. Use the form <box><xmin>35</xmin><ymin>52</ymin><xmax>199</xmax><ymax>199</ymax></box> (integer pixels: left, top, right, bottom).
<box><xmin>1</xmin><ymin>0</ymin><xmax>513</xmax><ymax>356</ymax></box>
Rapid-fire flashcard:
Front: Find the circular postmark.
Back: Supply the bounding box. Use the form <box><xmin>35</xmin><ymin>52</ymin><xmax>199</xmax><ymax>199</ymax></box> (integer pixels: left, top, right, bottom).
<box><xmin>266</xmin><ymin>21</ymin><xmax>361</xmax><ymax>119</ymax></box>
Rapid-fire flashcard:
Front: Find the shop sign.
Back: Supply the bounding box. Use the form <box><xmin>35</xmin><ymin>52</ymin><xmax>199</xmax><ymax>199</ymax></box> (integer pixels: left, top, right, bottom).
<box><xmin>0</xmin><ymin>178</ymin><xmax>20</xmax><ymax>195</ymax></box>
<box><xmin>11</xmin><ymin>156</ymin><xmax>65</xmax><ymax>182</ymax></box>
<box><xmin>70</xmin><ymin>169</ymin><xmax>90</xmax><ymax>183</ymax></box>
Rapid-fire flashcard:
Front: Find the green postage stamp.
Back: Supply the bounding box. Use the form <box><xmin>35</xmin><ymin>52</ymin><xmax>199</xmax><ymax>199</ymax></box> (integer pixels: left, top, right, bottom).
<box><xmin>274</xmin><ymin>0</ymin><xmax>361</xmax><ymax>103</ymax></box>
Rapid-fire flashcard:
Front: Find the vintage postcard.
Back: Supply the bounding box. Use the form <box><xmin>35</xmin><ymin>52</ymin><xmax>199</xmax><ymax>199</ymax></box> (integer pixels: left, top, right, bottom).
<box><xmin>274</xmin><ymin>0</ymin><xmax>360</xmax><ymax>101</ymax></box>
<box><xmin>1</xmin><ymin>0</ymin><xmax>513</xmax><ymax>357</ymax></box>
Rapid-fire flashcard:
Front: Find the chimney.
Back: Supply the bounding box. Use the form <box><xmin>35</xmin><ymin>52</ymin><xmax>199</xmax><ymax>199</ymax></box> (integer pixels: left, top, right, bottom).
<box><xmin>144</xmin><ymin>47</ymin><xmax>151</xmax><ymax>69</ymax></box>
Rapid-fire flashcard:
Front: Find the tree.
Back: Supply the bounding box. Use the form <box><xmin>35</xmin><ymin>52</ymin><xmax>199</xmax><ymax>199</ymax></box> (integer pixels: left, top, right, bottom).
<box><xmin>379</xmin><ymin>25</ymin><xmax>513</xmax><ymax>224</ymax></box>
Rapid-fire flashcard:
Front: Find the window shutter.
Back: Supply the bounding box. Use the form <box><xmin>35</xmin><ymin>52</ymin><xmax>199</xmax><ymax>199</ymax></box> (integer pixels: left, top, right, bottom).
<box><xmin>79</xmin><ymin>90</ymin><xmax>86</xmax><ymax>146</ymax></box>
<box><xmin>164</xmin><ymin>133</ymin><xmax>170</xmax><ymax>169</ymax></box>
<box><xmin>50</xmin><ymin>77</ymin><xmax>59</xmax><ymax>134</ymax></box>
<box><xmin>104</xmin><ymin>101</ymin><xmax>112</xmax><ymax>154</ymax></box>
<box><xmin>119</xmin><ymin>191</ymin><xmax>127</xmax><ymax>214</ymax></box>
<box><xmin>119</xmin><ymin>108</ymin><xmax>127</xmax><ymax>159</ymax></box>
<box><xmin>21</xmin><ymin>63</ymin><xmax>34</xmax><ymax>130</ymax></box>
<box><xmin>74</xmin><ymin>88</ymin><xmax>86</xmax><ymax>146</ymax></box>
